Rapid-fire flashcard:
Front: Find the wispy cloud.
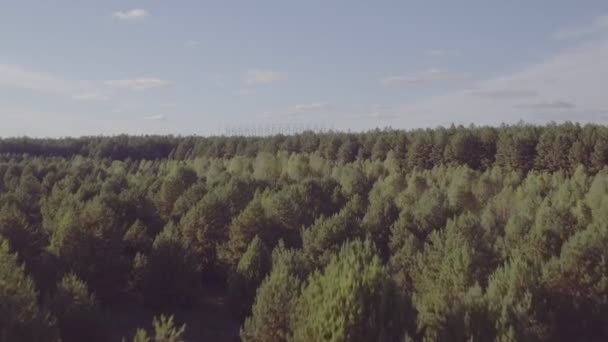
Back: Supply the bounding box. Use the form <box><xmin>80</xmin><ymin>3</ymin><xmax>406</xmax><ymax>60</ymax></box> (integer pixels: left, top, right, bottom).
<box><xmin>112</xmin><ymin>9</ymin><xmax>148</xmax><ymax>21</ymax></box>
<box><xmin>104</xmin><ymin>78</ymin><xmax>171</xmax><ymax>91</ymax></box>
<box><xmin>552</xmin><ymin>13</ymin><xmax>608</xmax><ymax>40</ymax></box>
<box><xmin>0</xmin><ymin>63</ymin><xmax>74</xmax><ymax>94</ymax></box>
<box><xmin>288</xmin><ymin>102</ymin><xmax>332</xmax><ymax>113</ymax></box>
<box><xmin>367</xmin><ymin>112</ymin><xmax>398</xmax><ymax>120</ymax></box>
<box><xmin>515</xmin><ymin>101</ymin><xmax>576</xmax><ymax>109</ymax></box>
<box><xmin>0</xmin><ymin>63</ymin><xmax>110</xmax><ymax>101</ymax></box>
<box><xmin>472</xmin><ymin>89</ymin><xmax>538</xmax><ymax>99</ymax></box>
<box><xmin>351</xmin><ymin>105</ymin><xmax>399</xmax><ymax>121</ymax></box>
<box><xmin>244</xmin><ymin>69</ymin><xmax>287</xmax><ymax>85</ymax></box>
<box><xmin>71</xmin><ymin>92</ymin><xmax>109</xmax><ymax>101</ymax></box>
<box><xmin>260</xmin><ymin>102</ymin><xmax>331</xmax><ymax>119</ymax></box>
<box><xmin>381</xmin><ymin>69</ymin><xmax>470</xmax><ymax>87</ymax></box>
<box><xmin>0</xmin><ymin>107</ymin><xmax>178</xmax><ymax>137</ymax></box>
<box><xmin>388</xmin><ymin>36</ymin><xmax>608</xmax><ymax>127</ymax></box>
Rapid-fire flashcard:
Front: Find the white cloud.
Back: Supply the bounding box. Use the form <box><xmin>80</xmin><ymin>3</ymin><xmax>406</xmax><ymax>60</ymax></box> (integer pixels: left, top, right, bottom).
<box><xmin>259</xmin><ymin>102</ymin><xmax>331</xmax><ymax>119</ymax></box>
<box><xmin>104</xmin><ymin>78</ymin><xmax>171</xmax><ymax>91</ymax></box>
<box><xmin>112</xmin><ymin>9</ymin><xmax>148</xmax><ymax>21</ymax></box>
<box><xmin>0</xmin><ymin>63</ymin><xmax>109</xmax><ymax>101</ymax></box>
<box><xmin>350</xmin><ymin>105</ymin><xmax>398</xmax><ymax>121</ymax></box>
<box><xmin>381</xmin><ymin>69</ymin><xmax>470</xmax><ymax>87</ymax></box>
<box><xmin>289</xmin><ymin>102</ymin><xmax>332</xmax><ymax>113</ymax></box>
<box><xmin>515</xmin><ymin>101</ymin><xmax>576</xmax><ymax>110</ymax></box>
<box><xmin>471</xmin><ymin>89</ymin><xmax>538</xmax><ymax>99</ymax></box>
<box><xmin>72</xmin><ymin>92</ymin><xmax>109</xmax><ymax>101</ymax></box>
<box><xmin>552</xmin><ymin>13</ymin><xmax>608</xmax><ymax>40</ymax></box>
<box><xmin>244</xmin><ymin>69</ymin><xmax>287</xmax><ymax>85</ymax></box>
<box><xmin>0</xmin><ymin>64</ymin><xmax>74</xmax><ymax>94</ymax></box>
<box><xmin>0</xmin><ymin>107</ymin><xmax>178</xmax><ymax>137</ymax></box>
<box><xmin>387</xmin><ymin>36</ymin><xmax>608</xmax><ymax>128</ymax></box>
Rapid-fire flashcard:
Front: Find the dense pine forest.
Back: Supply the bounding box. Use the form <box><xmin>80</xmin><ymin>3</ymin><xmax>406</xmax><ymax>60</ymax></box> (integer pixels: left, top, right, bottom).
<box><xmin>2</xmin><ymin>122</ymin><xmax>608</xmax><ymax>341</ymax></box>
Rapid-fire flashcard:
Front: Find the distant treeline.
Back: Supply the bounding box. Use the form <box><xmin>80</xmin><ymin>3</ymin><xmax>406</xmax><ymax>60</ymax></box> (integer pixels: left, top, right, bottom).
<box><xmin>2</xmin><ymin>122</ymin><xmax>608</xmax><ymax>173</ymax></box>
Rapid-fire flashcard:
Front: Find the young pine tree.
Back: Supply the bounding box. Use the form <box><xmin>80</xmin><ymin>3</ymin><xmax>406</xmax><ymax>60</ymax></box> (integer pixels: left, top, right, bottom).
<box><xmin>48</xmin><ymin>274</ymin><xmax>106</xmax><ymax>342</ymax></box>
<box><xmin>0</xmin><ymin>239</ymin><xmax>59</xmax><ymax>341</ymax></box>
<box><xmin>292</xmin><ymin>240</ymin><xmax>410</xmax><ymax>342</ymax></box>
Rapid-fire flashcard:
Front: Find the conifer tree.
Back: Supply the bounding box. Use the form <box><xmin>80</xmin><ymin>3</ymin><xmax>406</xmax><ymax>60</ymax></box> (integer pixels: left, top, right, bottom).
<box><xmin>49</xmin><ymin>274</ymin><xmax>105</xmax><ymax>342</ymax></box>
<box><xmin>0</xmin><ymin>239</ymin><xmax>58</xmax><ymax>341</ymax></box>
<box><xmin>124</xmin><ymin>315</ymin><xmax>186</xmax><ymax>342</ymax></box>
<box><xmin>241</xmin><ymin>247</ymin><xmax>303</xmax><ymax>342</ymax></box>
<box><xmin>229</xmin><ymin>236</ymin><xmax>272</xmax><ymax>316</ymax></box>
<box><xmin>292</xmin><ymin>240</ymin><xmax>410</xmax><ymax>341</ymax></box>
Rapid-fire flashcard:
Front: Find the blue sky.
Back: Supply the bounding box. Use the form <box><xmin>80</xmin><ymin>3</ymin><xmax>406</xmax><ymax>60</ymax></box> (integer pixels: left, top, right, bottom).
<box><xmin>2</xmin><ymin>1</ymin><xmax>608</xmax><ymax>137</ymax></box>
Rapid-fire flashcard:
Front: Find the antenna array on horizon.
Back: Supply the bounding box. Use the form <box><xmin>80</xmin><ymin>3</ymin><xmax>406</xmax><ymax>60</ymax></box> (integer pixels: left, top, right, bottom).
<box><xmin>220</xmin><ymin>123</ymin><xmax>334</xmax><ymax>137</ymax></box>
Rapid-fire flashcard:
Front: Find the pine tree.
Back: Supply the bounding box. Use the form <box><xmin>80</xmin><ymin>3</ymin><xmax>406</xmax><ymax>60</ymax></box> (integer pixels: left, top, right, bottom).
<box><xmin>157</xmin><ymin>165</ymin><xmax>198</xmax><ymax>219</ymax></box>
<box><xmin>123</xmin><ymin>219</ymin><xmax>153</xmax><ymax>255</ymax></box>
<box><xmin>412</xmin><ymin>214</ymin><xmax>492</xmax><ymax>340</ymax></box>
<box><xmin>0</xmin><ymin>239</ymin><xmax>59</xmax><ymax>341</ymax></box>
<box><xmin>241</xmin><ymin>247</ymin><xmax>303</xmax><ymax>342</ymax></box>
<box><xmin>0</xmin><ymin>203</ymin><xmax>45</xmax><ymax>279</ymax></box>
<box><xmin>223</xmin><ymin>196</ymin><xmax>274</xmax><ymax>267</ymax></box>
<box><xmin>292</xmin><ymin>240</ymin><xmax>410</xmax><ymax>341</ymax></box>
<box><xmin>486</xmin><ymin>255</ymin><xmax>549</xmax><ymax>341</ymax></box>
<box><xmin>542</xmin><ymin>220</ymin><xmax>608</xmax><ymax>340</ymax></box>
<box><xmin>179</xmin><ymin>193</ymin><xmax>230</xmax><ymax>273</ymax></box>
<box><xmin>124</xmin><ymin>315</ymin><xmax>186</xmax><ymax>342</ymax></box>
<box><xmin>229</xmin><ymin>236</ymin><xmax>272</xmax><ymax>316</ymax></box>
<box><xmin>301</xmin><ymin>206</ymin><xmax>362</xmax><ymax>268</ymax></box>
<box><xmin>137</xmin><ymin>223</ymin><xmax>199</xmax><ymax>308</ymax></box>
<box><xmin>47</xmin><ymin>197</ymin><xmax>127</xmax><ymax>302</ymax></box>
<box><xmin>49</xmin><ymin>274</ymin><xmax>105</xmax><ymax>342</ymax></box>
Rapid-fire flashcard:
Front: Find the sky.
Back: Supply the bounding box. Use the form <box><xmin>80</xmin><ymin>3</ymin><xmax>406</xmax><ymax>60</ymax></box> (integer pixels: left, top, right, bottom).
<box><xmin>1</xmin><ymin>0</ymin><xmax>608</xmax><ymax>137</ymax></box>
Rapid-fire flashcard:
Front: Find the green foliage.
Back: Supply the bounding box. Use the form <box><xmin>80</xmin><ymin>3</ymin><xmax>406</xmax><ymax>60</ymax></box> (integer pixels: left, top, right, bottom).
<box><xmin>223</xmin><ymin>195</ymin><xmax>274</xmax><ymax>267</ymax></box>
<box><xmin>179</xmin><ymin>193</ymin><xmax>230</xmax><ymax>273</ymax></box>
<box><xmin>47</xmin><ymin>197</ymin><xmax>128</xmax><ymax>301</ymax></box>
<box><xmin>124</xmin><ymin>314</ymin><xmax>186</xmax><ymax>342</ymax></box>
<box><xmin>541</xmin><ymin>220</ymin><xmax>608</xmax><ymax>340</ymax></box>
<box><xmin>292</xmin><ymin>240</ymin><xmax>410</xmax><ymax>342</ymax></box>
<box><xmin>241</xmin><ymin>247</ymin><xmax>303</xmax><ymax>342</ymax></box>
<box><xmin>301</xmin><ymin>206</ymin><xmax>362</xmax><ymax>268</ymax></box>
<box><xmin>49</xmin><ymin>273</ymin><xmax>105</xmax><ymax>342</ymax></box>
<box><xmin>332</xmin><ymin>163</ymin><xmax>370</xmax><ymax>196</ymax></box>
<box><xmin>0</xmin><ymin>239</ymin><xmax>58</xmax><ymax>341</ymax></box>
<box><xmin>157</xmin><ymin>165</ymin><xmax>198</xmax><ymax>219</ymax></box>
<box><xmin>407</xmin><ymin>132</ymin><xmax>434</xmax><ymax>170</ymax></box>
<box><xmin>412</xmin><ymin>218</ymin><xmax>480</xmax><ymax>340</ymax></box>
<box><xmin>486</xmin><ymin>255</ymin><xmax>549</xmax><ymax>341</ymax></box>
<box><xmin>229</xmin><ymin>236</ymin><xmax>272</xmax><ymax>316</ymax></box>
<box><xmin>170</xmin><ymin>182</ymin><xmax>207</xmax><ymax>220</ymax></box>
<box><xmin>123</xmin><ymin>219</ymin><xmax>153</xmax><ymax>255</ymax></box>
<box><xmin>495</xmin><ymin>126</ymin><xmax>538</xmax><ymax>172</ymax></box>
<box><xmin>285</xmin><ymin>153</ymin><xmax>312</xmax><ymax>181</ymax></box>
<box><xmin>0</xmin><ymin>124</ymin><xmax>608</xmax><ymax>340</ymax></box>
<box><xmin>444</xmin><ymin>128</ymin><xmax>482</xmax><ymax>169</ymax></box>
<box><xmin>397</xmin><ymin>186</ymin><xmax>451</xmax><ymax>240</ymax></box>
<box><xmin>136</xmin><ymin>224</ymin><xmax>199</xmax><ymax>308</ymax></box>
<box><xmin>253</xmin><ymin>152</ymin><xmax>281</xmax><ymax>183</ymax></box>
<box><xmin>0</xmin><ymin>202</ymin><xmax>46</xmax><ymax>278</ymax></box>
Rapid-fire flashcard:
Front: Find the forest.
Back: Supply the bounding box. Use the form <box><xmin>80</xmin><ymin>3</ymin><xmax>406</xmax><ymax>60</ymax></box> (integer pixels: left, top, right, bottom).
<box><xmin>1</xmin><ymin>122</ymin><xmax>608</xmax><ymax>341</ymax></box>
